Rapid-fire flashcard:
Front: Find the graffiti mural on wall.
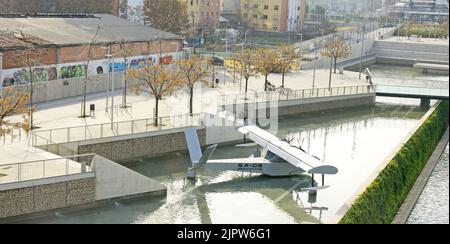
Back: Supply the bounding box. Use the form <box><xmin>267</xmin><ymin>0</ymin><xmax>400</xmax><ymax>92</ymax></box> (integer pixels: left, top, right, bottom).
<box><xmin>2</xmin><ymin>67</ymin><xmax>59</xmax><ymax>87</ymax></box>
<box><xmin>159</xmin><ymin>56</ymin><xmax>173</xmax><ymax>65</ymax></box>
<box><xmin>12</xmin><ymin>69</ymin><xmax>31</xmax><ymax>84</ymax></box>
<box><xmin>60</xmin><ymin>64</ymin><xmax>86</xmax><ymax>79</ymax></box>
<box><xmin>33</xmin><ymin>67</ymin><xmax>58</xmax><ymax>82</ymax></box>
<box><xmin>108</xmin><ymin>56</ymin><xmax>159</xmax><ymax>72</ymax></box>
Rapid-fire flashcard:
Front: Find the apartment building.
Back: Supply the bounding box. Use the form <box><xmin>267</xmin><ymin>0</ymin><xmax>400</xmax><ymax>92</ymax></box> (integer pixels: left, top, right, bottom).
<box><xmin>186</xmin><ymin>0</ymin><xmax>222</xmax><ymax>29</ymax></box>
<box><xmin>240</xmin><ymin>0</ymin><xmax>307</xmax><ymax>32</ymax></box>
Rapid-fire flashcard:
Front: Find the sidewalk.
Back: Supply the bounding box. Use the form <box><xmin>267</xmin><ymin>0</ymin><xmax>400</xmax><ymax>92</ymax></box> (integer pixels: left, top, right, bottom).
<box><xmin>7</xmin><ymin>69</ymin><xmax>366</xmax><ymax>132</ymax></box>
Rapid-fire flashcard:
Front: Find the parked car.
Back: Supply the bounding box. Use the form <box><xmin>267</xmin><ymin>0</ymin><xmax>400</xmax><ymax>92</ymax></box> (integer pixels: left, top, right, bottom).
<box><xmin>208</xmin><ymin>57</ymin><xmax>225</xmax><ymax>66</ymax></box>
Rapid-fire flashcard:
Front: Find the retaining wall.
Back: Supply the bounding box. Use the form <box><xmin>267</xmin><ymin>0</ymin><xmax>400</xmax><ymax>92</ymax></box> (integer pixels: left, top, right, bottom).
<box><xmin>76</xmin><ymin>128</ymin><xmax>207</xmax><ymax>162</ymax></box>
<box><xmin>72</xmin><ymin>94</ymin><xmax>375</xmax><ymax>161</ymax></box>
<box><xmin>371</xmin><ymin>40</ymin><xmax>449</xmax><ymax>62</ymax></box>
<box><xmin>301</xmin><ymin>28</ymin><xmax>398</xmax><ymax>70</ymax></box>
<box><xmin>0</xmin><ymin>177</ymin><xmax>96</xmax><ymax>219</ymax></box>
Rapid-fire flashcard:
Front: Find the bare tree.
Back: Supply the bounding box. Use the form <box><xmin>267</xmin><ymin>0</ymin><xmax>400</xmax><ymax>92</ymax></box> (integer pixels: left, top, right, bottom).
<box><xmin>14</xmin><ymin>29</ymin><xmax>45</xmax><ymax>130</ymax></box>
<box><xmin>80</xmin><ymin>26</ymin><xmax>100</xmax><ymax>118</ymax></box>
<box><xmin>120</xmin><ymin>39</ymin><xmax>130</xmax><ymax>108</ymax></box>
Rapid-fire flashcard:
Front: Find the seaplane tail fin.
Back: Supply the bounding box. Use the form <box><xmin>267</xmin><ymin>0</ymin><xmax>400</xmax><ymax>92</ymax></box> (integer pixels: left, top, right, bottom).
<box><xmin>195</xmin><ymin>144</ymin><xmax>218</xmax><ymax>168</ymax></box>
<box><xmin>185</xmin><ymin>128</ymin><xmax>202</xmax><ymax>164</ymax></box>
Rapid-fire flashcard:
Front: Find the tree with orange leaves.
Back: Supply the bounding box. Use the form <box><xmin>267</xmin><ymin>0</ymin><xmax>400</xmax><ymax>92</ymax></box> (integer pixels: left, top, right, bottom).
<box><xmin>321</xmin><ymin>36</ymin><xmax>352</xmax><ymax>90</ymax></box>
<box><xmin>233</xmin><ymin>49</ymin><xmax>259</xmax><ymax>95</ymax></box>
<box><xmin>177</xmin><ymin>56</ymin><xmax>210</xmax><ymax>116</ymax></box>
<box><xmin>254</xmin><ymin>48</ymin><xmax>278</xmax><ymax>91</ymax></box>
<box><xmin>127</xmin><ymin>61</ymin><xmax>183</xmax><ymax>126</ymax></box>
<box><xmin>274</xmin><ymin>45</ymin><xmax>302</xmax><ymax>88</ymax></box>
<box><xmin>321</xmin><ymin>37</ymin><xmax>352</xmax><ymax>74</ymax></box>
<box><xmin>0</xmin><ymin>88</ymin><xmax>34</xmax><ymax>137</ymax></box>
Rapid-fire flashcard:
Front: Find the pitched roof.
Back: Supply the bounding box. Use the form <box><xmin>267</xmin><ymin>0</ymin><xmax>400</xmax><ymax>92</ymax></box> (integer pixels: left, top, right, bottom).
<box><xmin>0</xmin><ymin>14</ymin><xmax>182</xmax><ymax>49</ymax></box>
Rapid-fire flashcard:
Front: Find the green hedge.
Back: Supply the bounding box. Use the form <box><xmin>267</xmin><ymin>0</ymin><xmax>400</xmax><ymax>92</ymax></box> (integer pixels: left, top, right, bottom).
<box><xmin>340</xmin><ymin>101</ymin><xmax>449</xmax><ymax>224</ymax></box>
<box><xmin>397</xmin><ymin>24</ymin><xmax>449</xmax><ymax>38</ymax></box>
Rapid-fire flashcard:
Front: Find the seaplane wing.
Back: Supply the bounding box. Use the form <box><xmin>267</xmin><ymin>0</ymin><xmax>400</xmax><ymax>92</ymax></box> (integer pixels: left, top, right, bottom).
<box><xmin>239</xmin><ymin>126</ymin><xmax>338</xmax><ymax>175</ymax></box>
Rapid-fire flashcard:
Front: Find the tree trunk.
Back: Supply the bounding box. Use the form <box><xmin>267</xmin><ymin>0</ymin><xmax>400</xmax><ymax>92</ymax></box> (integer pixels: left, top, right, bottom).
<box><xmin>264</xmin><ymin>75</ymin><xmax>268</xmax><ymax>91</ymax></box>
<box><xmin>122</xmin><ymin>69</ymin><xmax>128</xmax><ymax>107</ymax></box>
<box><xmin>334</xmin><ymin>57</ymin><xmax>337</xmax><ymax>74</ymax></box>
<box><xmin>189</xmin><ymin>86</ymin><xmax>194</xmax><ymax>116</ymax></box>
<box><xmin>245</xmin><ymin>77</ymin><xmax>249</xmax><ymax>94</ymax></box>
<box><xmin>154</xmin><ymin>96</ymin><xmax>159</xmax><ymax>126</ymax></box>
<box><xmin>28</xmin><ymin>64</ymin><xmax>34</xmax><ymax>130</ymax></box>
<box><xmin>282</xmin><ymin>72</ymin><xmax>285</xmax><ymax>88</ymax></box>
<box><xmin>328</xmin><ymin>58</ymin><xmax>333</xmax><ymax>90</ymax></box>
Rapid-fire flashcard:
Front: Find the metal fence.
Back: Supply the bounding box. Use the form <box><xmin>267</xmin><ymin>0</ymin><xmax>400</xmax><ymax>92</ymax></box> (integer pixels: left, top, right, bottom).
<box><xmin>0</xmin><ymin>127</ymin><xmax>27</xmax><ymax>145</ymax></box>
<box><xmin>32</xmin><ymin>113</ymin><xmax>204</xmax><ymax>146</ymax></box>
<box><xmin>374</xmin><ymin>84</ymin><xmax>449</xmax><ymax>98</ymax></box>
<box><xmin>218</xmin><ymin>85</ymin><xmax>373</xmax><ymax>106</ymax></box>
<box><xmin>0</xmin><ymin>154</ymin><xmax>95</xmax><ymax>185</ymax></box>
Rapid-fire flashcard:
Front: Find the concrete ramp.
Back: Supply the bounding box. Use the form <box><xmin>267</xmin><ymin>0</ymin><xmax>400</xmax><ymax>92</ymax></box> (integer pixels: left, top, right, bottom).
<box><xmin>92</xmin><ymin>155</ymin><xmax>166</xmax><ymax>201</ymax></box>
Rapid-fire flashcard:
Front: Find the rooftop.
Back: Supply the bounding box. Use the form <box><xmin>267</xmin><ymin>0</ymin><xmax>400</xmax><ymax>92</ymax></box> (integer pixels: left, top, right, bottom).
<box><xmin>0</xmin><ymin>14</ymin><xmax>182</xmax><ymax>49</ymax></box>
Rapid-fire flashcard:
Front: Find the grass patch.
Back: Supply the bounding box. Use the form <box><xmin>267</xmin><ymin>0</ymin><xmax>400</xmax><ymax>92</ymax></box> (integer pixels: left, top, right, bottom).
<box><xmin>339</xmin><ymin>101</ymin><xmax>449</xmax><ymax>224</ymax></box>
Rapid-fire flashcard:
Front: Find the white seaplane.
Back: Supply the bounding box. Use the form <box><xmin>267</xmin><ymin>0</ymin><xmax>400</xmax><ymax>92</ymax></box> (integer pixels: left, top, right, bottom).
<box><xmin>184</xmin><ymin>126</ymin><xmax>338</xmax><ymax>189</ymax></box>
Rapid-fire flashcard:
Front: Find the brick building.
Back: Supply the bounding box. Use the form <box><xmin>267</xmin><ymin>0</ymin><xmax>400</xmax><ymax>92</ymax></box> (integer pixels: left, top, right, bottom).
<box><xmin>185</xmin><ymin>0</ymin><xmax>222</xmax><ymax>29</ymax></box>
<box><xmin>0</xmin><ymin>14</ymin><xmax>183</xmax><ymax>87</ymax></box>
<box><xmin>0</xmin><ymin>0</ymin><xmax>128</xmax><ymax>17</ymax></box>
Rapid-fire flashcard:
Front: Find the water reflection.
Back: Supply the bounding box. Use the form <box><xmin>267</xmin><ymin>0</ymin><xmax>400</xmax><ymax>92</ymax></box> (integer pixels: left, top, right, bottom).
<box><xmin>407</xmin><ymin>144</ymin><xmax>449</xmax><ymax>224</ymax></box>
<box><xmin>17</xmin><ymin>103</ymin><xmax>425</xmax><ymax>224</ymax></box>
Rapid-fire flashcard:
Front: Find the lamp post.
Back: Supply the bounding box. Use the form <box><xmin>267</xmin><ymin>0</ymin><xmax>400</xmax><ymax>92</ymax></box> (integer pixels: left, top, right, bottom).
<box><xmin>102</xmin><ymin>46</ymin><xmax>115</xmax><ymax>128</ymax></box>
<box><xmin>102</xmin><ymin>46</ymin><xmax>111</xmax><ymax>113</ymax></box>
<box><xmin>236</xmin><ymin>43</ymin><xmax>245</xmax><ymax>93</ymax></box>
<box><xmin>359</xmin><ymin>24</ymin><xmax>366</xmax><ymax>80</ymax></box>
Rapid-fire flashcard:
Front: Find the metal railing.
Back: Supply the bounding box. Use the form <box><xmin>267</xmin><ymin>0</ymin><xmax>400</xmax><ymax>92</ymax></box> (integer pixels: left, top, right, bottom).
<box><xmin>0</xmin><ymin>154</ymin><xmax>95</xmax><ymax>185</ymax></box>
<box><xmin>218</xmin><ymin>85</ymin><xmax>373</xmax><ymax>106</ymax></box>
<box><xmin>374</xmin><ymin>84</ymin><xmax>449</xmax><ymax>98</ymax></box>
<box><xmin>0</xmin><ymin>127</ymin><xmax>27</xmax><ymax>145</ymax></box>
<box><xmin>32</xmin><ymin>113</ymin><xmax>204</xmax><ymax>146</ymax></box>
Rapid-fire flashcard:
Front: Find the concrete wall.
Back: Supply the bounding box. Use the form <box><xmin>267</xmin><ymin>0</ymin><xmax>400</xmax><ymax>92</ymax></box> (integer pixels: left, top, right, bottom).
<box><xmin>207</xmin><ymin>93</ymin><xmax>376</xmax><ymax>144</ymax></box>
<box><xmin>301</xmin><ymin>28</ymin><xmax>398</xmax><ymax>70</ymax></box>
<box><xmin>276</xmin><ymin>93</ymin><xmax>375</xmax><ymax>116</ymax></box>
<box><xmin>1</xmin><ymin>73</ymin><xmax>124</xmax><ymax>104</ymax></box>
<box><xmin>77</xmin><ymin>128</ymin><xmax>207</xmax><ymax>162</ymax></box>
<box><xmin>74</xmin><ymin>94</ymin><xmax>375</xmax><ymax>160</ymax></box>
<box><xmin>0</xmin><ymin>177</ymin><xmax>95</xmax><ymax>219</ymax></box>
<box><xmin>93</xmin><ymin>155</ymin><xmax>166</xmax><ymax>201</ymax></box>
<box><xmin>229</xmin><ymin>93</ymin><xmax>376</xmax><ymax>117</ymax></box>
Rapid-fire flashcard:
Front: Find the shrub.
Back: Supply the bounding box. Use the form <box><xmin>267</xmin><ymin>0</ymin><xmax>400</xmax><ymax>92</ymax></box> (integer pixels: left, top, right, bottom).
<box><xmin>340</xmin><ymin>101</ymin><xmax>449</xmax><ymax>224</ymax></box>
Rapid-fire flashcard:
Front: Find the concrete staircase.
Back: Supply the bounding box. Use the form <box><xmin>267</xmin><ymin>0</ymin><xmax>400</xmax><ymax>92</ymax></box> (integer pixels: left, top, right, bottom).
<box><xmin>372</xmin><ymin>40</ymin><xmax>449</xmax><ymax>63</ymax></box>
